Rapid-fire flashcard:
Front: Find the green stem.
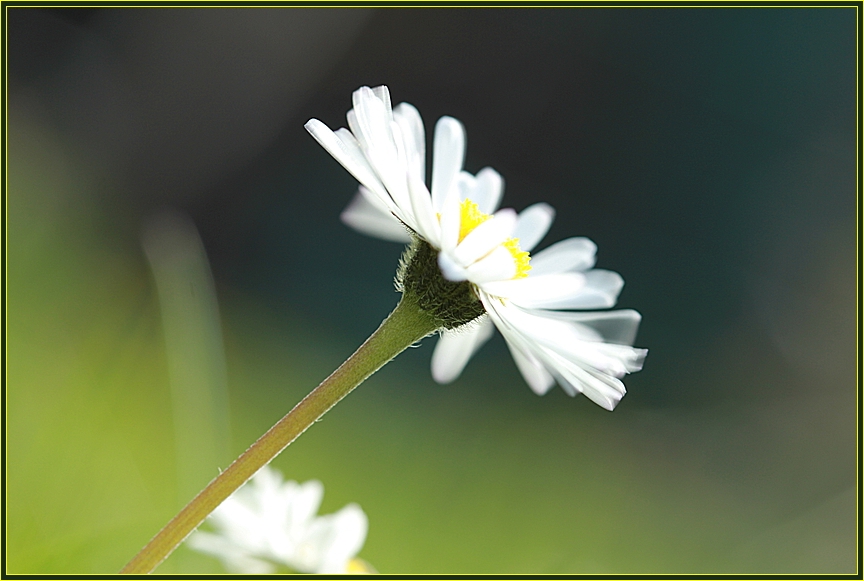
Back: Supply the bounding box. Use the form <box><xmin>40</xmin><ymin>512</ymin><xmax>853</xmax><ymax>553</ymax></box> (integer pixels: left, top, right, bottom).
<box><xmin>120</xmin><ymin>292</ymin><xmax>440</xmax><ymax>574</ymax></box>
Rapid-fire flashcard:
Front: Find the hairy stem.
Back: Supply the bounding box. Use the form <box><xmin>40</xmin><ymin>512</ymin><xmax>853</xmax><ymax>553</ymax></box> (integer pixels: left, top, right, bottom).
<box><xmin>121</xmin><ymin>292</ymin><xmax>440</xmax><ymax>574</ymax></box>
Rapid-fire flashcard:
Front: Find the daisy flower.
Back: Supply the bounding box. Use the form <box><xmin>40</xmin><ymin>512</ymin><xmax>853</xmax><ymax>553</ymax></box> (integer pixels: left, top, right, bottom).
<box><xmin>187</xmin><ymin>466</ymin><xmax>370</xmax><ymax>574</ymax></box>
<box><xmin>305</xmin><ymin>85</ymin><xmax>646</xmax><ymax>410</ymax></box>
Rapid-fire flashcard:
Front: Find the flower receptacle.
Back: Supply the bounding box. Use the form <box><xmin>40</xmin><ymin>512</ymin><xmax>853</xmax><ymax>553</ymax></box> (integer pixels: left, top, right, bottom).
<box><xmin>396</xmin><ymin>236</ymin><xmax>486</xmax><ymax>330</ymax></box>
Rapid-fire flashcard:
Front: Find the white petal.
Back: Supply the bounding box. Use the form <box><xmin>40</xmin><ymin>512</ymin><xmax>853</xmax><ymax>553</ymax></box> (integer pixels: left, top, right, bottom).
<box><xmin>438</xmin><ymin>249</ymin><xmax>469</xmax><ymax>281</ymax></box>
<box><xmin>187</xmin><ymin>532</ymin><xmax>277</xmax><ymax>574</ymax></box>
<box><xmin>250</xmin><ymin>464</ymin><xmax>282</xmax><ymax>491</ymax></box>
<box><xmin>345</xmin><ymin>108</ymin><xmax>365</xmax><ymax>150</ymax></box>
<box><xmin>407</xmin><ymin>173</ymin><xmax>440</xmax><ymax>246</ymax></box>
<box><xmin>431</xmin><ymin>318</ymin><xmax>495</xmax><ymax>383</ymax></box>
<box><xmin>352</xmin><ymin>86</ymin><xmax>391</xmax><ymax>139</ymax></box>
<box><xmin>329</xmin><ymin>127</ymin><xmax>404</xmax><ymax>220</ymax></box>
<box><xmin>304</xmin><ymin>120</ymin><xmax>389</xmax><ymax>204</ymax></box>
<box><xmin>439</xmin><ymin>189</ymin><xmax>462</xmax><ymax>255</ymax></box>
<box><xmin>545</xmin><ymin>335</ymin><xmax>636</xmax><ymax>378</ymax></box>
<box><xmin>514</xmin><ymin>326</ymin><xmax>624</xmax><ymax>408</ymax></box>
<box><xmin>513</xmin><ymin>203</ymin><xmax>555</xmax><ymax>252</ymax></box>
<box><xmin>479</xmin><ymin>272</ymin><xmax>587</xmax><ymax>307</ymax></box>
<box><xmin>350</xmin><ymin>89</ymin><xmax>415</xmax><ymax>219</ymax></box>
<box><xmin>341</xmin><ymin>189</ymin><xmax>412</xmax><ymax>243</ymax></box>
<box><xmin>481</xmin><ymin>294</ymin><xmax>557</xmax><ymax>395</ymax></box>
<box><xmin>483</xmin><ymin>296</ymin><xmax>644</xmax><ymax>408</ymax></box>
<box><xmin>472</xmin><ymin>167</ymin><xmax>505</xmax><ymax>213</ymax></box>
<box><xmin>579</xmin><ymin>369</ymin><xmax>627</xmax><ymax>410</ymax></box>
<box><xmin>386</xmin><ymin>119</ymin><xmax>415</xmax><ymax>213</ymax></box>
<box><xmin>585</xmin><ymin>269</ymin><xmax>624</xmax><ymax>295</ymax></box>
<box><xmin>464</xmin><ymin>245</ymin><xmax>518</xmax><ymax>283</ymax></box>
<box><xmin>452</xmin><ymin>208</ymin><xmax>517</xmax><ymax>266</ymax></box>
<box><xmin>505</xmin><ymin>337</ymin><xmax>555</xmax><ymax>395</ymax></box>
<box><xmin>371</xmin><ymin>85</ymin><xmax>392</xmax><ymax>117</ymax></box>
<box><xmin>364</xmin><ymin>146</ymin><xmax>410</xmax><ymax>221</ymax></box>
<box><xmin>209</xmin><ymin>500</ymin><xmax>266</xmax><ymax>547</ymax></box>
<box><xmin>557</xmin><ymin>269</ymin><xmax>624</xmax><ymax>309</ymax></box>
<box><xmin>350</xmin><ymin>87</ymin><xmax>397</xmax><ymax>168</ymax></box>
<box><xmin>351</xmin><ymin>182</ymin><xmax>402</xmax><ymax>221</ymax></box>
<box><xmin>493</xmin><ymin>306</ymin><xmax>619</xmax><ymax>372</ymax></box>
<box><xmin>393</xmin><ymin>103</ymin><xmax>426</xmax><ymax>182</ymax></box>
<box><xmin>537</xmin><ymin>309</ymin><xmax>643</xmax><ymax>345</ymax></box>
<box><xmin>529</xmin><ymin>237</ymin><xmax>597</xmax><ymax>275</ymax></box>
<box><xmin>589</xmin><ymin>342</ymin><xmax>648</xmax><ymax>374</ymax></box>
<box><xmin>542</xmin><ymin>365</ymin><xmax>582</xmax><ymax>397</ymax></box>
<box><xmin>431</xmin><ymin>116</ymin><xmax>466</xmax><ymax>211</ymax></box>
<box><xmin>492</xmin><ymin>270</ymin><xmax>622</xmax><ymax>310</ymax></box>
<box><xmin>502</xmin><ymin>306</ymin><xmax>645</xmax><ymax>378</ymax></box>
<box><xmin>289</xmin><ymin>480</ymin><xmax>325</xmax><ymax>530</ymax></box>
<box><xmin>314</xmin><ymin>504</ymin><xmax>369</xmax><ymax>574</ymax></box>
<box><xmin>544</xmin><ymin>351</ymin><xmax>627</xmax><ymax>410</ymax></box>
<box><xmin>454</xmin><ymin>171</ymin><xmax>476</xmax><ymax>203</ymax></box>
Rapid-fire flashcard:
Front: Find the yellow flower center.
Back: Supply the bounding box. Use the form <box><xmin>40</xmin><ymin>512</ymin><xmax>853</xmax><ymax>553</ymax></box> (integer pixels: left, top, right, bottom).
<box><xmin>346</xmin><ymin>558</ymin><xmax>377</xmax><ymax>574</ymax></box>
<box><xmin>458</xmin><ymin>198</ymin><xmax>492</xmax><ymax>243</ymax></box>
<box><xmin>503</xmin><ymin>238</ymin><xmax>532</xmax><ymax>279</ymax></box>
<box><xmin>458</xmin><ymin>198</ymin><xmax>531</xmax><ymax>279</ymax></box>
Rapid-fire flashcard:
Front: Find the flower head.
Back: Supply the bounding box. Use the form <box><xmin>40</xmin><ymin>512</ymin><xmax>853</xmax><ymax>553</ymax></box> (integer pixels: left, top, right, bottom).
<box><xmin>187</xmin><ymin>466</ymin><xmax>369</xmax><ymax>574</ymax></box>
<box><xmin>306</xmin><ymin>86</ymin><xmax>647</xmax><ymax>410</ymax></box>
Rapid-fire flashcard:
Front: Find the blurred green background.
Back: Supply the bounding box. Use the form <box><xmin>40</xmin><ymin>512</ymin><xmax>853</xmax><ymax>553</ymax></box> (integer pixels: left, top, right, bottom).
<box><xmin>6</xmin><ymin>7</ymin><xmax>858</xmax><ymax>574</ymax></box>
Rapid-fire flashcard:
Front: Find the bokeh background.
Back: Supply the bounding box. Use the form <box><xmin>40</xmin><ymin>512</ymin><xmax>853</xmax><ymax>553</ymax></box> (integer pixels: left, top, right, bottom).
<box><xmin>6</xmin><ymin>7</ymin><xmax>858</xmax><ymax>574</ymax></box>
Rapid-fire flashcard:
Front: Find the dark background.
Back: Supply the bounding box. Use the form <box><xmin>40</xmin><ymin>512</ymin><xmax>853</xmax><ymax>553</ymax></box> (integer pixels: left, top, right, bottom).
<box><xmin>7</xmin><ymin>7</ymin><xmax>858</xmax><ymax>574</ymax></box>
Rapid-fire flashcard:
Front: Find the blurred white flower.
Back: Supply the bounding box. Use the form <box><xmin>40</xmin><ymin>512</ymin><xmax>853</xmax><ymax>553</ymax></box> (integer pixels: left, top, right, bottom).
<box><xmin>306</xmin><ymin>85</ymin><xmax>646</xmax><ymax>410</ymax></box>
<box><xmin>187</xmin><ymin>466</ymin><xmax>369</xmax><ymax>574</ymax></box>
